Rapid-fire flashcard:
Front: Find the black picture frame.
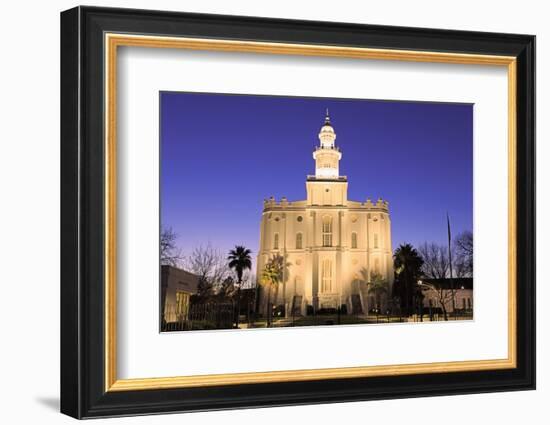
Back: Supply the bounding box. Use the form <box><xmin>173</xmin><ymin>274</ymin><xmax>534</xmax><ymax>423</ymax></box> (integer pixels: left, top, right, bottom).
<box><xmin>61</xmin><ymin>6</ymin><xmax>535</xmax><ymax>419</ymax></box>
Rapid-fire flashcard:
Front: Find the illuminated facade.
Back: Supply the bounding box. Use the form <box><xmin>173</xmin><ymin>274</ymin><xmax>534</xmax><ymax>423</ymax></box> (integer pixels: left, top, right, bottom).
<box><xmin>257</xmin><ymin>112</ymin><xmax>394</xmax><ymax>316</ymax></box>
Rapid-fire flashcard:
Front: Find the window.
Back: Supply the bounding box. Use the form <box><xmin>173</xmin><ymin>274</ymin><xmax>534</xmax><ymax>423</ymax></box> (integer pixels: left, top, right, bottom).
<box><xmin>374</xmin><ymin>258</ymin><xmax>380</xmax><ymax>274</ymax></box>
<box><xmin>321</xmin><ymin>259</ymin><xmax>333</xmax><ymax>292</ymax></box>
<box><xmin>374</xmin><ymin>233</ymin><xmax>379</xmax><ymax>249</ymax></box>
<box><xmin>462</xmin><ymin>298</ymin><xmax>466</xmax><ymax>309</ymax></box>
<box><xmin>296</xmin><ymin>232</ymin><xmax>303</xmax><ymax>249</ymax></box>
<box><xmin>467</xmin><ymin>298</ymin><xmax>472</xmax><ymax>309</ymax></box>
<box><xmin>322</xmin><ymin>216</ymin><xmax>333</xmax><ymax>247</ymax></box>
<box><xmin>351</xmin><ymin>232</ymin><xmax>358</xmax><ymax>249</ymax></box>
<box><xmin>273</xmin><ymin>233</ymin><xmax>279</xmax><ymax>249</ymax></box>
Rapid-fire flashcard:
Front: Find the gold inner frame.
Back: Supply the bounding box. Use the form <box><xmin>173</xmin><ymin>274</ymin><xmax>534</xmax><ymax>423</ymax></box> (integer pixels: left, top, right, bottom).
<box><xmin>104</xmin><ymin>33</ymin><xmax>517</xmax><ymax>392</ymax></box>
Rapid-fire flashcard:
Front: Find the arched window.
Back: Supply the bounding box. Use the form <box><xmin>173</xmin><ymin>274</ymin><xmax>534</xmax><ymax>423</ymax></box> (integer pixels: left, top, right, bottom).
<box><xmin>321</xmin><ymin>259</ymin><xmax>333</xmax><ymax>292</ymax></box>
<box><xmin>374</xmin><ymin>233</ymin><xmax>379</xmax><ymax>249</ymax></box>
<box><xmin>295</xmin><ymin>232</ymin><xmax>303</xmax><ymax>249</ymax></box>
<box><xmin>273</xmin><ymin>233</ymin><xmax>279</xmax><ymax>250</ymax></box>
<box><xmin>322</xmin><ymin>216</ymin><xmax>333</xmax><ymax>247</ymax></box>
<box><xmin>351</xmin><ymin>232</ymin><xmax>358</xmax><ymax>249</ymax></box>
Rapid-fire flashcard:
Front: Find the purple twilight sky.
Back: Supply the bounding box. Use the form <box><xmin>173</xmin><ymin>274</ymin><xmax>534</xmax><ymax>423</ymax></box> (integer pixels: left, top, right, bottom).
<box><xmin>160</xmin><ymin>91</ymin><xmax>473</xmax><ymax>264</ymax></box>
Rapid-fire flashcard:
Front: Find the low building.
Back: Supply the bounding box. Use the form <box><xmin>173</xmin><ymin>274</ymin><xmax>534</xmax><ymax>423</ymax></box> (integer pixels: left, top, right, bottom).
<box><xmin>161</xmin><ymin>265</ymin><xmax>200</xmax><ymax>324</ymax></box>
<box><xmin>419</xmin><ymin>277</ymin><xmax>473</xmax><ymax>314</ymax></box>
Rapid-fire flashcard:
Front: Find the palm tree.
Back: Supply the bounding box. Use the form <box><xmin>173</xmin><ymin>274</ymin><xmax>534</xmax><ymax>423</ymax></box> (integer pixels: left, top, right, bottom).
<box><xmin>227</xmin><ymin>246</ymin><xmax>252</xmax><ymax>328</ymax></box>
<box><xmin>393</xmin><ymin>243</ymin><xmax>424</xmax><ymax>316</ymax></box>
<box><xmin>367</xmin><ymin>272</ymin><xmax>388</xmax><ymax>314</ymax></box>
<box><xmin>228</xmin><ymin>246</ymin><xmax>252</xmax><ymax>285</ymax></box>
<box><xmin>260</xmin><ymin>254</ymin><xmax>287</xmax><ymax>327</ymax></box>
<box><xmin>357</xmin><ymin>268</ymin><xmax>388</xmax><ymax>315</ymax></box>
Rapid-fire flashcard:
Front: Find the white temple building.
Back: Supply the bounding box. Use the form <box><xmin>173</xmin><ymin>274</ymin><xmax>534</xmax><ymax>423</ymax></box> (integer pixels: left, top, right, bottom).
<box><xmin>257</xmin><ymin>111</ymin><xmax>394</xmax><ymax>316</ymax></box>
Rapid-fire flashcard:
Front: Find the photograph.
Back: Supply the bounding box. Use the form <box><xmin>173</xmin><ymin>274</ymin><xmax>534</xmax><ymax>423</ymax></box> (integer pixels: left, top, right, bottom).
<box><xmin>159</xmin><ymin>92</ymin><xmax>474</xmax><ymax>332</ymax></box>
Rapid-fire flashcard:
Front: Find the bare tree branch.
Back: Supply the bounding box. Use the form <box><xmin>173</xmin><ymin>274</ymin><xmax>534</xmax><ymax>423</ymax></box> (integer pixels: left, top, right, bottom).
<box><xmin>418</xmin><ymin>280</ymin><xmax>454</xmax><ymax>321</ymax></box>
<box><xmin>160</xmin><ymin>227</ymin><xmax>184</xmax><ymax>267</ymax></box>
<box><xmin>454</xmin><ymin>231</ymin><xmax>473</xmax><ymax>277</ymax></box>
<box><xmin>184</xmin><ymin>244</ymin><xmax>229</xmax><ymax>295</ymax></box>
<box><xmin>418</xmin><ymin>242</ymin><xmax>449</xmax><ymax>279</ymax></box>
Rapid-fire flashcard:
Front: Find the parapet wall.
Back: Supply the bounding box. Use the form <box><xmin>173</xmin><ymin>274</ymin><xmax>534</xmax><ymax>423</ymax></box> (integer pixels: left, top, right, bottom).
<box><xmin>262</xmin><ymin>196</ymin><xmax>389</xmax><ymax>212</ymax></box>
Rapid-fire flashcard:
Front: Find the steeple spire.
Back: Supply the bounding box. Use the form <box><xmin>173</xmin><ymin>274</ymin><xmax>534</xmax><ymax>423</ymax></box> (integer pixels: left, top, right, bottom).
<box><xmin>318</xmin><ymin>109</ymin><xmax>336</xmax><ymax>148</ymax></box>
<box><xmin>307</xmin><ymin>111</ymin><xmax>347</xmax><ymax>206</ymax></box>
<box><xmin>313</xmin><ymin>110</ymin><xmax>341</xmax><ymax>179</ymax></box>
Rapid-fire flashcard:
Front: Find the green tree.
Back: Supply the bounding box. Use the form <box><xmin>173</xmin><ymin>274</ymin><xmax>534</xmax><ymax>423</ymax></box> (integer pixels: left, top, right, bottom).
<box><xmin>227</xmin><ymin>246</ymin><xmax>253</xmax><ymax>285</ymax></box>
<box><xmin>393</xmin><ymin>243</ymin><xmax>424</xmax><ymax>316</ymax></box>
<box><xmin>367</xmin><ymin>271</ymin><xmax>389</xmax><ymax>313</ymax></box>
<box><xmin>260</xmin><ymin>254</ymin><xmax>287</xmax><ymax>327</ymax></box>
<box><xmin>217</xmin><ymin>276</ymin><xmax>236</xmax><ymax>300</ymax></box>
<box><xmin>227</xmin><ymin>246</ymin><xmax>253</xmax><ymax>327</ymax></box>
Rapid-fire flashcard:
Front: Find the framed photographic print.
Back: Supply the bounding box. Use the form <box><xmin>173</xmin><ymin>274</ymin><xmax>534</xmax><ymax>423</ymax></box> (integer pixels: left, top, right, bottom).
<box><xmin>60</xmin><ymin>6</ymin><xmax>535</xmax><ymax>419</ymax></box>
